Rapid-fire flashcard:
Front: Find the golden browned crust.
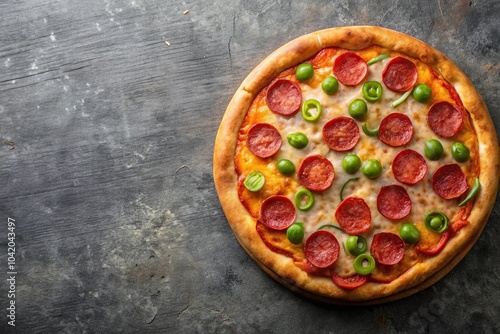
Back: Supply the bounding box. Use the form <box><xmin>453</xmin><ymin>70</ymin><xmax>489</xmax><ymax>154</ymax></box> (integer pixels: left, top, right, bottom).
<box><xmin>213</xmin><ymin>26</ymin><xmax>499</xmax><ymax>303</ymax></box>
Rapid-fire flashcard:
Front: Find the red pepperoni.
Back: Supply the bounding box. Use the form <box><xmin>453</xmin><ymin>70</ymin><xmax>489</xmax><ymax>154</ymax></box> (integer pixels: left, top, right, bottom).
<box><xmin>378</xmin><ymin>113</ymin><xmax>413</xmax><ymax>147</ymax></box>
<box><xmin>266</xmin><ymin>79</ymin><xmax>302</xmax><ymax>116</ymax></box>
<box><xmin>322</xmin><ymin>116</ymin><xmax>360</xmax><ymax>151</ymax></box>
<box><xmin>427</xmin><ymin>101</ymin><xmax>463</xmax><ymax>138</ymax></box>
<box><xmin>392</xmin><ymin>149</ymin><xmax>427</xmax><ymax>185</ymax></box>
<box><xmin>382</xmin><ymin>56</ymin><xmax>418</xmax><ymax>92</ymax></box>
<box><xmin>297</xmin><ymin>155</ymin><xmax>335</xmax><ymax>191</ymax></box>
<box><xmin>370</xmin><ymin>232</ymin><xmax>405</xmax><ymax>265</ymax></box>
<box><xmin>304</xmin><ymin>230</ymin><xmax>340</xmax><ymax>268</ymax></box>
<box><xmin>332</xmin><ymin>273</ymin><xmax>368</xmax><ymax>290</ymax></box>
<box><xmin>259</xmin><ymin>195</ymin><xmax>296</xmax><ymax>230</ymax></box>
<box><xmin>377</xmin><ymin>185</ymin><xmax>412</xmax><ymax>220</ymax></box>
<box><xmin>332</xmin><ymin>52</ymin><xmax>368</xmax><ymax>86</ymax></box>
<box><xmin>246</xmin><ymin>123</ymin><xmax>282</xmax><ymax>158</ymax></box>
<box><xmin>432</xmin><ymin>164</ymin><xmax>468</xmax><ymax>199</ymax></box>
<box><xmin>335</xmin><ymin>197</ymin><xmax>371</xmax><ymax>234</ymax></box>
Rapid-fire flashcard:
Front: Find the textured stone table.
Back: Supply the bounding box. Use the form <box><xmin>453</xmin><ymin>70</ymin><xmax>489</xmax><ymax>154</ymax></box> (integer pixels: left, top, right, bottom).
<box><xmin>1</xmin><ymin>0</ymin><xmax>499</xmax><ymax>333</ymax></box>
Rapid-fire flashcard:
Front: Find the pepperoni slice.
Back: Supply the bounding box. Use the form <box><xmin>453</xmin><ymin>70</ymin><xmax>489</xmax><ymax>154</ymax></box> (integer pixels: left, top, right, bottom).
<box><xmin>378</xmin><ymin>113</ymin><xmax>413</xmax><ymax>147</ymax></box>
<box><xmin>382</xmin><ymin>56</ymin><xmax>418</xmax><ymax>92</ymax></box>
<box><xmin>246</xmin><ymin>123</ymin><xmax>282</xmax><ymax>158</ymax></box>
<box><xmin>297</xmin><ymin>155</ymin><xmax>335</xmax><ymax>191</ymax></box>
<box><xmin>370</xmin><ymin>232</ymin><xmax>405</xmax><ymax>265</ymax></box>
<box><xmin>322</xmin><ymin>117</ymin><xmax>360</xmax><ymax>151</ymax></box>
<box><xmin>432</xmin><ymin>164</ymin><xmax>468</xmax><ymax>199</ymax></box>
<box><xmin>392</xmin><ymin>149</ymin><xmax>427</xmax><ymax>185</ymax></box>
<box><xmin>331</xmin><ymin>273</ymin><xmax>368</xmax><ymax>290</ymax></box>
<box><xmin>335</xmin><ymin>197</ymin><xmax>371</xmax><ymax>234</ymax></box>
<box><xmin>266</xmin><ymin>79</ymin><xmax>302</xmax><ymax>116</ymax></box>
<box><xmin>259</xmin><ymin>195</ymin><xmax>296</xmax><ymax>230</ymax></box>
<box><xmin>332</xmin><ymin>52</ymin><xmax>368</xmax><ymax>86</ymax></box>
<box><xmin>377</xmin><ymin>185</ymin><xmax>412</xmax><ymax>220</ymax></box>
<box><xmin>304</xmin><ymin>230</ymin><xmax>340</xmax><ymax>268</ymax></box>
<box><xmin>427</xmin><ymin>101</ymin><xmax>463</xmax><ymax>138</ymax></box>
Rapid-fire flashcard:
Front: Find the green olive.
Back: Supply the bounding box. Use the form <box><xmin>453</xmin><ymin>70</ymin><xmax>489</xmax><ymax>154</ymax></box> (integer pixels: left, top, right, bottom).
<box><xmin>348</xmin><ymin>99</ymin><xmax>368</xmax><ymax>120</ymax></box>
<box><xmin>321</xmin><ymin>76</ymin><xmax>339</xmax><ymax>95</ymax></box>
<box><xmin>342</xmin><ymin>154</ymin><xmax>362</xmax><ymax>174</ymax></box>
<box><xmin>295</xmin><ymin>63</ymin><xmax>314</xmax><ymax>82</ymax></box>
<box><xmin>361</xmin><ymin>159</ymin><xmax>382</xmax><ymax>179</ymax></box>
<box><xmin>287</xmin><ymin>132</ymin><xmax>309</xmax><ymax>149</ymax></box>
<box><xmin>399</xmin><ymin>223</ymin><xmax>420</xmax><ymax>244</ymax></box>
<box><xmin>286</xmin><ymin>223</ymin><xmax>304</xmax><ymax>244</ymax></box>
<box><xmin>243</xmin><ymin>171</ymin><xmax>265</xmax><ymax>192</ymax></box>
<box><xmin>424</xmin><ymin>139</ymin><xmax>444</xmax><ymax>160</ymax></box>
<box><xmin>429</xmin><ymin>216</ymin><xmax>443</xmax><ymax>231</ymax></box>
<box><xmin>412</xmin><ymin>84</ymin><xmax>432</xmax><ymax>102</ymax></box>
<box><xmin>451</xmin><ymin>142</ymin><xmax>470</xmax><ymax>162</ymax></box>
<box><xmin>276</xmin><ymin>159</ymin><xmax>295</xmax><ymax>175</ymax></box>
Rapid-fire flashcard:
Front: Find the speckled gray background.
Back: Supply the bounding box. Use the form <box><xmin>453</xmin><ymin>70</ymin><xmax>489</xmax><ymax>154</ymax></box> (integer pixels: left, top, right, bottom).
<box><xmin>0</xmin><ymin>0</ymin><xmax>499</xmax><ymax>333</ymax></box>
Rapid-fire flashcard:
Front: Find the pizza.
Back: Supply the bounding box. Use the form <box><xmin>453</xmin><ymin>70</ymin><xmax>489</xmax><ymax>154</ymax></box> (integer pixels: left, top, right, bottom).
<box><xmin>213</xmin><ymin>26</ymin><xmax>500</xmax><ymax>304</ymax></box>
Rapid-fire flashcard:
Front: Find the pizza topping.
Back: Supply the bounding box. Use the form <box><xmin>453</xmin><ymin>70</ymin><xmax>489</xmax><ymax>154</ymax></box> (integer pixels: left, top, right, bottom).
<box><xmin>348</xmin><ymin>99</ymin><xmax>368</xmax><ymax>120</ymax></box>
<box><xmin>335</xmin><ymin>197</ymin><xmax>371</xmax><ymax>234</ymax></box>
<box><xmin>332</xmin><ymin>51</ymin><xmax>368</xmax><ymax>86</ymax></box>
<box><xmin>432</xmin><ymin>164</ymin><xmax>468</xmax><ymax>199</ymax></box>
<box><xmin>260</xmin><ymin>195</ymin><xmax>296</xmax><ymax>230</ymax></box>
<box><xmin>321</xmin><ymin>75</ymin><xmax>339</xmax><ymax>95</ymax></box>
<box><xmin>391</xmin><ymin>89</ymin><xmax>412</xmax><ymax>107</ymax></box>
<box><xmin>459</xmin><ymin>177</ymin><xmax>481</xmax><ymax>207</ymax></box>
<box><xmin>412</xmin><ymin>84</ymin><xmax>432</xmax><ymax>102</ymax></box>
<box><xmin>345</xmin><ymin>235</ymin><xmax>367</xmax><ymax>256</ymax></box>
<box><xmin>424</xmin><ymin>139</ymin><xmax>444</xmax><ymax>160</ymax></box>
<box><xmin>361</xmin><ymin>158</ymin><xmax>382</xmax><ymax>179</ymax></box>
<box><xmin>266</xmin><ymin>79</ymin><xmax>302</xmax><ymax>116</ymax></box>
<box><xmin>332</xmin><ymin>272</ymin><xmax>368</xmax><ymax>290</ymax></box>
<box><xmin>340</xmin><ymin>177</ymin><xmax>359</xmax><ymax>201</ymax></box>
<box><xmin>276</xmin><ymin>159</ymin><xmax>295</xmax><ymax>175</ymax></box>
<box><xmin>286</xmin><ymin>222</ymin><xmax>304</xmax><ymax>244</ymax></box>
<box><xmin>361</xmin><ymin>123</ymin><xmax>379</xmax><ymax>137</ymax></box>
<box><xmin>297</xmin><ymin>155</ymin><xmax>335</xmax><ymax>191</ymax></box>
<box><xmin>246</xmin><ymin>123</ymin><xmax>282</xmax><ymax>158</ymax></box>
<box><xmin>427</xmin><ymin>101</ymin><xmax>463</xmax><ymax>138</ymax></box>
<box><xmin>287</xmin><ymin>132</ymin><xmax>309</xmax><ymax>149</ymax></box>
<box><xmin>318</xmin><ymin>224</ymin><xmax>345</xmax><ymax>233</ymax></box>
<box><xmin>378</xmin><ymin>113</ymin><xmax>413</xmax><ymax>147</ymax></box>
<box><xmin>377</xmin><ymin>185</ymin><xmax>412</xmax><ymax>220</ymax></box>
<box><xmin>424</xmin><ymin>211</ymin><xmax>450</xmax><ymax>233</ymax></box>
<box><xmin>399</xmin><ymin>223</ymin><xmax>421</xmax><ymax>244</ymax></box>
<box><xmin>367</xmin><ymin>53</ymin><xmax>389</xmax><ymax>65</ymax></box>
<box><xmin>294</xmin><ymin>188</ymin><xmax>315</xmax><ymax>211</ymax></box>
<box><xmin>322</xmin><ymin>116</ymin><xmax>360</xmax><ymax>151</ymax></box>
<box><xmin>370</xmin><ymin>232</ymin><xmax>405</xmax><ymax>265</ymax></box>
<box><xmin>382</xmin><ymin>56</ymin><xmax>418</xmax><ymax>92</ymax></box>
<box><xmin>362</xmin><ymin>81</ymin><xmax>383</xmax><ymax>102</ymax></box>
<box><xmin>392</xmin><ymin>149</ymin><xmax>427</xmax><ymax>185</ymax></box>
<box><xmin>295</xmin><ymin>63</ymin><xmax>314</xmax><ymax>82</ymax></box>
<box><xmin>342</xmin><ymin>154</ymin><xmax>362</xmax><ymax>174</ymax></box>
<box><xmin>244</xmin><ymin>171</ymin><xmax>265</xmax><ymax>192</ymax></box>
<box><xmin>353</xmin><ymin>253</ymin><xmax>376</xmax><ymax>275</ymax></box>
<box><xmin>304</xmin><ymin>230</ymin><xmax>340</xmax><ymax>268</ymax></box>
<box><xmin>302</xmin><ymin>99</ymin><xmax>322</xmax><ymax>122</ymax></box>
<box><xmin>451</xmin><ymin>142</ymin><xmax>470</xmax><ymax>162</ymax></box>
<box><xmin>416</xmin><ymin>229</ymin><xmax>450</xmax><ymax>256</ymax></box>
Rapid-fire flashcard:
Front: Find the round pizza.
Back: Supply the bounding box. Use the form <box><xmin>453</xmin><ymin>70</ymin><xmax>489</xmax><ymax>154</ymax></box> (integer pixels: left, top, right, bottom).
<box><xmin>213</xmin><ymin>26</ymin><xmax>500</xmax><ymax>304</ymax></box>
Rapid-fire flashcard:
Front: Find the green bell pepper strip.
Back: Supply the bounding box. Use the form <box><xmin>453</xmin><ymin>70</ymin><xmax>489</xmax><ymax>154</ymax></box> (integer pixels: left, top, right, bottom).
<box><xmin>391</xmin><ymin>89</ymin><xmax>412</xmax><ymax>107</ymax></box>
<box><xmin>295</xmin><ymin>188</ymin><xmax>315</xmax><ymax>211</ymax></box>
<box><xmin>367</xmin><ymin>53</ymin><xmax>390</xmax><ymax>65</ymax></box>
<box><xmin>459</xmin><ymin>177</ymin><xmax>481</xmax><ymax>207</ymax></box>
<box><xmin>362</xmin><ymin>123</ymin><xmax>379</xmax><ymax>137</ymax></box>
<box><xmin>340</xmin><ymin>177</ymin><xmax>359</xmax><ymax>201</ymax></box>
<box><xmin>353</xmin><ymin>253</ymin><xmax>376</xmax><ymax>275</ymax></box>
<box><xmin>317</xmin><ymin>224</ymin><xmax>345</xmax><ymax>233</ymax></box>
<box><xmin>345</xmin><ymin>235</ymin><xmax>367</xmax><ymax>256</ymax></box>
<box><xmin>301</xmin><ymin>99</ymin><xmax>322</xmax><ymax>121</ymax></box>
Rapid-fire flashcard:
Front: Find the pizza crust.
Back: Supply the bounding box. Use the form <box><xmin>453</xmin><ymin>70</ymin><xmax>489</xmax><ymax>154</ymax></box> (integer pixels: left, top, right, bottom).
<box><xmin>213</xmin><ymin>26</ymin><xmax>499</xmax><ymax>303</ymax></box>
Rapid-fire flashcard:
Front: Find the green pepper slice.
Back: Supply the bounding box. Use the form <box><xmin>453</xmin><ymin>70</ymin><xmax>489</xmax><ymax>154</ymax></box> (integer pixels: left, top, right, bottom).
<box><xmin>243</xmin><ymin>171</ymin><xmax>265</xmax><ymax>192</ymax></box>
<box><xmin>340</xmin><ymin>177</ymin><xmax>359</xmax><ymax>201</ymax></box>
<box><xmin>424</xmin><ymin>211</ymin><xmax>449</xmax><ymax>233</ymax></box>
<box><xmin>353</xmin><ymin>253</ymin><xmax>376</xmax><ymax>275</ymax></box>
<box><xmin>317</xmin><ymin>224</ymin><xmax>345</xmax><ymax>233</ymax></box>
<box><xmin>362</xmin><ymin>123</ymin><xmax>379</xmax><ymax>137</ymax></box>
<box><xmin>295</xmin><ymin>188</ymin><xmax>314</xmax><ymax>211</ymax></box>
<box><xmin>392</xmin><ymin>90</ymin><xmax>412</xmax><ymax>107</ymax></box>
<box><xmin>459</xmin><ymin>177</ymin><xmax>481</xmax><ymax>207</ymax></box>
<box><xmin>301</xmin><ymin>99</ymin><xmax>322</xmax><ymax>122</ymax></box>
<box><xmin>345</xmin><ymin>235</ymin><xmax>368</xmax><ymax>256</ymax></box>
<box><xmin>362</xmin><ymin>81</ymin><xmax>383</xmax><ymax>102</ymax></box>
<box><xmin>367</xmin><ymin>53</ymin><xmax>389</xmax><ymax>65</ymax></box>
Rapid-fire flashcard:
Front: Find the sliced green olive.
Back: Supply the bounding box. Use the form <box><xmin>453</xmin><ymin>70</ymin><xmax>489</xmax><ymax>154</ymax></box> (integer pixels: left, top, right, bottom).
<box><xmin>243</xmin><ymin>171</ymin><xmax>265</xmax><ymax>192</ymax></box>
<box><xmin>302</xmin><ymin>99</ymin><xmax>322</xmax><ymax>122</ymax></box>
<box><xmin>424</xmin><ymin>211</ymin><xmax>449</xmax><ymax>233</ymax></box>
<box><xmin>353</xmin><ymin>253</ymin><xmax>376</xmax><ymax>275</ymax></box>
<box><xmin>322</xmin><ymin>76</ymin><xmax>339</xmax><ymax>95</ymax></box>
<box><xmin>295</xmin><ymin>63</ymin><xmax>314</xmax><ymax>82</ymax></box>
<box><xmin>286</xmin><ymin>223</ymin><xmax>304</xmax><ymax>244</ymax></box>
